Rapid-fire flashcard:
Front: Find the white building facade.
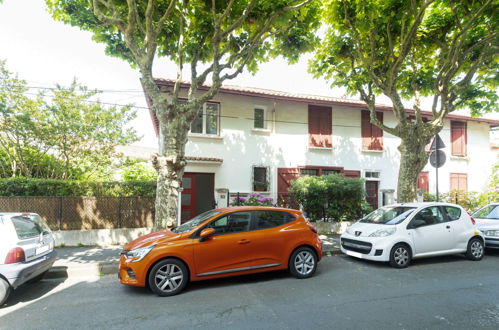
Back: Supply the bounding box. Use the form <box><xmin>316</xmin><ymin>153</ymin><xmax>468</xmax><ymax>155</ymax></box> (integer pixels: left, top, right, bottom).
<box><xmin>148</xmin><ymin>79</ymin><xmax>499</xmax><ymax>223</ymax></box>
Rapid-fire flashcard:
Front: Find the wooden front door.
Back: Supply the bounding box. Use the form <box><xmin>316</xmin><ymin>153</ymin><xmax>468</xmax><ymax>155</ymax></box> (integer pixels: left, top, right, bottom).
<box><xmin>181</xmin><ymin>173</ymin><xmax>196</xmax><ymax>223</ymax></box>
<box><xmin>365</xmin><ymin>181</ymin><xmax>379</xmax><ymax>210</ymax></box>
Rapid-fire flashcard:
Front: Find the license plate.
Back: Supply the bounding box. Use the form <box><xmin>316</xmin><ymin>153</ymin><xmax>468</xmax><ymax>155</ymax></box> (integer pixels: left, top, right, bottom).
<box><xmin>36</xmin><ymin>244</ymin><xmax>50</xmax><ymax>255</ymax></box>
<box><xmin>346</xmin><ymin>250</ymin><xmax>362</xmax><ymax>258</ymax></box>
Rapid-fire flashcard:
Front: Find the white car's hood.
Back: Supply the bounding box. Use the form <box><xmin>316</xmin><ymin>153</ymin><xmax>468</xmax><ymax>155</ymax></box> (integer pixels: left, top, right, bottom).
<box><xmin>345</xmin><ymin>222</ymin><xmax>393</xmax><ymax>237</ymax></box>
<box><xmin>475</xmin><ymin>218</ymin><xmax>499</xmax><ymax>230</ymax></box>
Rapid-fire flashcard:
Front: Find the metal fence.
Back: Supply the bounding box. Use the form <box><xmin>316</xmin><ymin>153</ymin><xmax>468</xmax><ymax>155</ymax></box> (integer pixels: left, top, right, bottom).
<box><xmin>0</xmin><ymin>196</ymin><xmax>155</xmax><ymax>230</ymax></box>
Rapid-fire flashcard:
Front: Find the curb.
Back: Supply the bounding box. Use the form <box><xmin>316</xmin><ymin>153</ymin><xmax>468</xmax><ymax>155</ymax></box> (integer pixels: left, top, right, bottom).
<box><xmin>46</xmin><ymin>261</ymin><xmax>119</xmax><ymax>279</ymax></box>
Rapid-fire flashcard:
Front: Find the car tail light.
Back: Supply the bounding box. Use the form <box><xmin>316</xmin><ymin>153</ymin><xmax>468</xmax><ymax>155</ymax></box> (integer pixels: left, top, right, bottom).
<box><xmin>470</xmin><ymin>216</ymin><xmax>476</xmax><ymax>225</ymax></box>
<box><xmin>5</xmin><ymin>247</ymin><xmax>25</xmax><ymax>264</ymax></box>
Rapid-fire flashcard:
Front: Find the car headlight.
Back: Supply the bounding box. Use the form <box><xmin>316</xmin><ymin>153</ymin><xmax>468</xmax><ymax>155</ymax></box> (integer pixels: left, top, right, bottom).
<box><xmin>369</xmin><ymin>227</ymin><xmax>396</xmax><ymax>237</ymax></box>
<box><xmin>346</xmin><ymin>226</ymin><xmax>355</xmax><ymax>235</ymax></box>
<box><xmin>484</xmin><ymin>230</ymin><xmax>499</xmax><ymax>237</ymax></box>
<box><xmin>125</xmin><ymin>245</ymin><xmax>155</xmax><ymax>262</ymax></box>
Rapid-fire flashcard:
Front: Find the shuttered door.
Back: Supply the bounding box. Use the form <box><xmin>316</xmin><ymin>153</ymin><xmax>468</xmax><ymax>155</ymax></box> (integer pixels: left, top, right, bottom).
<box><xmin>451</xmin><ymin>121</ymin><xmax>467</xmax><ymax>156</ymax></box>
<box><xmin>417</xmin><ymin>172</ymin><xmax>429</xmax><ymax>192</ymax></box>
<box><xmin>308</xmin><ymin>105</ymin><xmax>332</xmax><ymax>148</ymax></box>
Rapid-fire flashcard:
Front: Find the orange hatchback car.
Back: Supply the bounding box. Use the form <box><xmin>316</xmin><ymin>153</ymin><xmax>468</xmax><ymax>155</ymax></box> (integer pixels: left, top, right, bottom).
<box><xmin>119</xmin><ymin>206</ymin><xmax>322</xmax><ymax>296</ymax></box>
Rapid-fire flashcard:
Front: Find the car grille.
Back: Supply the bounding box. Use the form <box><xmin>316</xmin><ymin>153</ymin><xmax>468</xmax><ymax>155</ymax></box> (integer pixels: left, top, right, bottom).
<box><xmin>341</xmin><ymin>238</ymin><xmax>372</xmax><ymax>254</ymax></box>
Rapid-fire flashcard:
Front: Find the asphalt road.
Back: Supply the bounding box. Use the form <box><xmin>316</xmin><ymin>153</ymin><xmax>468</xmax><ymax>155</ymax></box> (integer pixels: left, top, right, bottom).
<box><xmin>1</xmin><ymin>250</ymin><xmax>499</xmax><ymax>330</ymax></box>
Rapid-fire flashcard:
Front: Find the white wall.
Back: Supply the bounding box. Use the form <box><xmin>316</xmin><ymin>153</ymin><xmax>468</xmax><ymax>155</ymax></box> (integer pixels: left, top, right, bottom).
<box><xmin>176</xmin><ymin>90</ymin><xmax>494</xmax><ymax>204</ymax></box>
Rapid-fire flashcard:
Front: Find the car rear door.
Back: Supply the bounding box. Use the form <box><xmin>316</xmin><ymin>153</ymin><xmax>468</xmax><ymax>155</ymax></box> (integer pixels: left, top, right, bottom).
<box><xmin>248</xmin><ymin>210</ymin><xmax>297</xmax><ymax>267</ymax></box>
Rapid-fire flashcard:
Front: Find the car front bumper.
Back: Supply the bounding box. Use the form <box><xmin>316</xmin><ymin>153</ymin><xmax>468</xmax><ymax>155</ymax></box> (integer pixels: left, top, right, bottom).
<box><xmin>0</xmin><ymin>250</ymin><xmax>57</xmax><ymax>289</ymax></box>
<box><xmin>484</xmin><ymin>236</ymin><xmax>499</xmax><ymax>249</ymax></box>
<box><xmin>340</xmin><ymin>233</ymin><xmax>401</xmax><ymax>262</ymax></box>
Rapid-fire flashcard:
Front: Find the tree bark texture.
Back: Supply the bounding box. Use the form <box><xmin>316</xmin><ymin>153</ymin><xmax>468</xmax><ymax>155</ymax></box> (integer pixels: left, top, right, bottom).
<box><xmin>396</xmin><ymin>128</ymin><xmax>432</xmax><ymax>203</ymax></box>
<box><xmin>151</xmin><ymin>118</ymin><xmax>189</xmax><ymax>230</ymax></box>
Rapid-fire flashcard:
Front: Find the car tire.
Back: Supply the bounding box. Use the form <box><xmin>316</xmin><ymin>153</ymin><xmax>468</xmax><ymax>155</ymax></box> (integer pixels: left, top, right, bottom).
<box><xmin>148</xmin><ymin>258</ymin><xmax>189</xmax><ymax>297</ymax></box>
<box><xmin>466</xmin><ymin>237</ymin><xmax>484</xmax><ymax>261</ymax></box>
<box><xmin>389</xmin><ymin>243</ymin><xmax>411</xmax><ymax>268</ymax></box>
<box><xmin>0</xmin><ymin>277</ymin><xmax>11</xmax><ymax>307</ymax></box>
<box><xmin>289</xmin><ymin>247</ymin><xmax>317</xmax><ymax>279</ymax></box>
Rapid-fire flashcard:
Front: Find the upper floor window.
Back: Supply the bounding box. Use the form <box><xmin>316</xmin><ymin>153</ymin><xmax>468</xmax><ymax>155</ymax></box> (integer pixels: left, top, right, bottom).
<box><xmin>254</xmin><ymin>107</ymin><xmax>267</xmax><ymax>129</ymax></box>
<box><xmin>361</xmin><ymin>110</ymin><xmax>383</xmax><ymax>151</ymax></box>
<box><xmin>308</xmin><ymin>105</ymin><xmax>332</xmax><ymax>148</ymax></box>
<box><xmin>451</xmin><ymin>121</ymin><xmax>467</xmax><ymax>156</ymax></box>
<box><xmin>190</xmin><ymin>102</ymin><xmax>220</xmax><ymax>135</ymax></box>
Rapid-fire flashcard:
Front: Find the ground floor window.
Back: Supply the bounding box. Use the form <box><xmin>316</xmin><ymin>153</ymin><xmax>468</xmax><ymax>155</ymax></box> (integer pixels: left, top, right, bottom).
<box><xmin>253</xmin><ymin>166</ymin><xmax>269</xmax><ymax>192</ymax></box>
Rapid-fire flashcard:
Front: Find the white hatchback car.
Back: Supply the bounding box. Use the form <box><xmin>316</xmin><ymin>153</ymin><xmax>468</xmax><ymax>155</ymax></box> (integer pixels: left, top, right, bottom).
<box><xmin>472</xmin><ymin>203</ymin><xmax>499</xmax><ymax>249</ymax></box>
<box><xmin>0</xmin><ymin>213</ymin><xmax>57</xmax><ymax>306</ymax></box>
<box><xmin>341</xmin><ymin>203</ymin><xmax>485</xmax><ymax>268</ymax></box>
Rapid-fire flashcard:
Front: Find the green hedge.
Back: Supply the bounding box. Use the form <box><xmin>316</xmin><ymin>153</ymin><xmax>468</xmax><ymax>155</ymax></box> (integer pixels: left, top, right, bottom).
<box><xmin>289</xmin><ymin>174</ymin><xmax>370</xmax><ymax>222</ymax></box>
<box><xmin>0</xmin><ymin>178</ymin><xmax>156</xmax><ymax>197</ymax></box>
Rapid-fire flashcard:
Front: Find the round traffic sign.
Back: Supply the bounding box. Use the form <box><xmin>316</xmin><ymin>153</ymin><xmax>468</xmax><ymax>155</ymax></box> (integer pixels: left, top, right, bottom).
<box><xmin>430</xmin><ymin>150</ymin><xmax>446</xmax><ymax>168</ymax></box>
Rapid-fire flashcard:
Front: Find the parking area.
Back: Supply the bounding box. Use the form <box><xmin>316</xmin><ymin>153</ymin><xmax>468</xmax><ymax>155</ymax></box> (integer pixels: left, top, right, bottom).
<box><xmin>1</xmin><ymin>250</ymin><xmax>498</xmax><ymax>329</ymax></box>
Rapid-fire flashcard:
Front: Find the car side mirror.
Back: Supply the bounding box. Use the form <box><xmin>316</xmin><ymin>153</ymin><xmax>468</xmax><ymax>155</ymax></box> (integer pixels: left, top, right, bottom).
<box><xmin>408</xmin><ymin>219</ymin><xmax>426</xmax><ymax>229</ymax></box>
<box><xmin>199</xmin><ymin>227</ymin><xmax>216</xmax><ymax>242</ymax></box>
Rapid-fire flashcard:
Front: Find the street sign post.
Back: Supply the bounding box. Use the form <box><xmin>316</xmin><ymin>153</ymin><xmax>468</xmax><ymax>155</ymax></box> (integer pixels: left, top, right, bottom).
<box><xmin>429</xmin><ymin>134</ymin><xmax>446</xmax><ymax>202</ymax></box>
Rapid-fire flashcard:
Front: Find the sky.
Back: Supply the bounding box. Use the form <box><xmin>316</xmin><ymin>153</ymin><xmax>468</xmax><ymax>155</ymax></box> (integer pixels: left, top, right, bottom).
<box><xmin>0</xmin><ymin>0</ymin><xmax>497</xmax><ymax>147</ymax></box>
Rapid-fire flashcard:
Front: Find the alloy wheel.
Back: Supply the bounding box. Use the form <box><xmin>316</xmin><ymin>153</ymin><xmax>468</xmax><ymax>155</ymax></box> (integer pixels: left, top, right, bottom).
<box><xmin>294</xmin><ymin>250</ymin><xmax>315</xmax><ymax>276</ymax></box>
<box><xmin>154</xmin><ymin>264</ymin><xmax>184</xmax><ymax>293</ymax></box>
<box><xmin>470</xmin><ymin>240</ymin><xmax>484</xmax><ymax>259</ymax></box>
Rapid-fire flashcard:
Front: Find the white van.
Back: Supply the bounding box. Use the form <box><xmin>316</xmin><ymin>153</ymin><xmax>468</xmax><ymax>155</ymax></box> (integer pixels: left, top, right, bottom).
<box><xmin>341</xmin><ymin>203</ymin><xmax>484</xmax><ymax>268</ymax></box>
<box><xmin>0</xmin><ymin>213</ymin><xmax>56</xmax><ymax>306</ymax></box>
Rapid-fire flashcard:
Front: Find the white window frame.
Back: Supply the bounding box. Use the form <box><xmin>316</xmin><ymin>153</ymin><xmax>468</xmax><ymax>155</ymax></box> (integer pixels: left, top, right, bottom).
<box><xmin>252</xmin><ymin>165</ymin><xmax>270</xmax><ymax>192</ymax></box>
<box><xmin>363</xmin><ymin>170</ymin><xmax>381</xmax><ymax>181</ymax></box>
<box><xmin>252</xmin><ymin>105</ymin><xmax>271</xmax><ymax>133</ymax></box>
<box><xmin>190</xmin><ymin>101</ymin><xmax>220</xmax><ymax>136</ymax></box>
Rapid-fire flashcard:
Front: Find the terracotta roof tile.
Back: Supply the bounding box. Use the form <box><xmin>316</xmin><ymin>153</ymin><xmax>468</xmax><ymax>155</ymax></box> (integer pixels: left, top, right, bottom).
<box><xmin>150</xmin><ymin>78</ymin><xmax>499</xmax><ymax>128</ymax></box>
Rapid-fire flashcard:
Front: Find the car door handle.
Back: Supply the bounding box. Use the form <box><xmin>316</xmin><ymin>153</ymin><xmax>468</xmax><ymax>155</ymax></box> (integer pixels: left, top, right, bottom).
<box><xmin>446</xmin><ymin>225</ymin><xmax>451</xmax><ymax>229</ymax></box>
<box><xmin>238</xmin><ymin>239</ymin><xmax>251</xmax><ymax>245</ymax></box>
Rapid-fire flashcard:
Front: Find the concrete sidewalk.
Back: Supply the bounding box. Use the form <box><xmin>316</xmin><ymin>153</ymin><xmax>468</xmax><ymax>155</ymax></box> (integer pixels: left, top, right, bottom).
<box><xmin>46</xmin><ymin>235</ymin><xmax>341</xmax><ymax>279</ymax></box>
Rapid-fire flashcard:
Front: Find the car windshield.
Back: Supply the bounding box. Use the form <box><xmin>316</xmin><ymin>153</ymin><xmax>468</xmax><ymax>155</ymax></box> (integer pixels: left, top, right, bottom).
<box><xmin>171</xmin><ymin>210</ymin><xmax>220</xmax><ymax>233</ymax></box>
<box><xmin>472</xmin><ymin>205</ymin><xmax>499</xmax><ymax>220</ymax></box>
<box><xmin>360</xmin><ymin>206</ymin><xmax>416</xmax><ymax>225</ymax></box>
<box><xmin>9</xmin><ymin>214</ymin><xmax>51</xmax><ymax>239</ymax></box>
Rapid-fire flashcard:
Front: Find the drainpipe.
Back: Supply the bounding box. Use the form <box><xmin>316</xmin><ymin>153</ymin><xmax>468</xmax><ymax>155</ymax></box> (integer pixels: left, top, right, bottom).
<box><xmin>177</xmin><ymin>188</ymin><xmax>183</xmax><ymax>226</ymax></box>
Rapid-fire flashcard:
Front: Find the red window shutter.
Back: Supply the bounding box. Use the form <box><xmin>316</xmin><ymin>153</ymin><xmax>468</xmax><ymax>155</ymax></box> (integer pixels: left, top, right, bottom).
<box><xmin>450</xmin><ymin>173</ymin><xmax>467</xmax><ymax>192</ymax></box>
<box><xmin>417</xmin><ymin>172</ymin><xmax>429</xmax><ymax>192</ymax></box>
<box><xmin>308</xmin><ymin>108</ymin><xmax>321</xmax><ymax>147</ymax></box>
<box><xmin>361</xmin><ymin>110</ymin><xmax>383</xmax><ymax>150</ymax></box>
<box><xmin>451</xmin><ymin>121</ymin><xmax>467</xmax><ymax>156</ymax></box>
<box><xmin>343</xmin><ymin>170</ymin><xmax>361</xmax><ymax>178</ymax></box>
<box><xmin>458</xmin><ymin>174</ymin><xmax>468</xmax><ymax>192</ymax></box>
<box><xmin>371</xmin><ymin>111</ymin><xmax>383</xmax><ymax>150</ymax></box>
<box><xmin>309</xmin><ymin>105</ymin><xmax>332</xmax><ymax>148</ymax></box>
<box><xmin>320</xmin><ymin>107</ymin><xmax>332</xmax><ymax>148</ymax></box>
<box><xmin>361</xmin><ymin>110</ymin><xmax>371</xmax><ymax>150</ymax></box>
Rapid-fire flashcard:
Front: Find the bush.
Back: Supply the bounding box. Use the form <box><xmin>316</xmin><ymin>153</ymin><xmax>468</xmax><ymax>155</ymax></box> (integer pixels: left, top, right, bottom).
<box><xmin>231</xmin><ymin>193</ymin><xmax>274</xmax><ymax>206</ymax></box>
<box><xmin>289</xmin><ymin>174</ymin><xmax>368</xmax><ymax>222</ymax></box>
<box><xmin>423</xmin><ymin>189</ymin><xmax>498</xmax><ymax>212</ymax></box>
<box><xmin>0</xmin><ymin>177</ymin><xmax>156</xmax><ymax>197</ymax></box>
